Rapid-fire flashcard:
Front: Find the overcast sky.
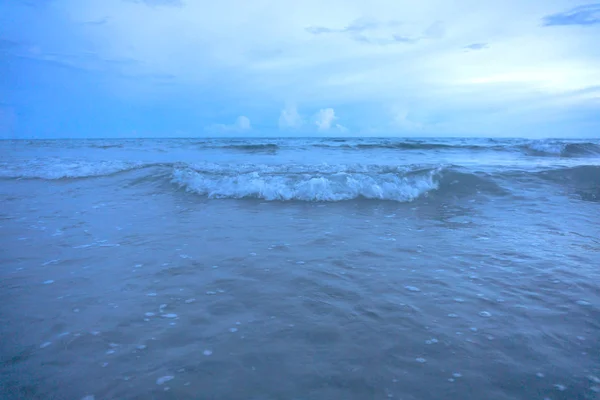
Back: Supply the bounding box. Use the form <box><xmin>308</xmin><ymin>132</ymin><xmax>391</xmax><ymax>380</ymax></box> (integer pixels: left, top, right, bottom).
<box><xmin>1</xmin><ymin>0</ymin><xmax>599</xmax><ymax>138</ymax></box>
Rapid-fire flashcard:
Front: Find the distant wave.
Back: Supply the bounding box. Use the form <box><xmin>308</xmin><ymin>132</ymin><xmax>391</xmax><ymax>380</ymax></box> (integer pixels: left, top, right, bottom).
<box><xmin>518</xmin><ymin>140</ymin><xmax>600</xmax><ymax>157</ymax></box>
<box><xmin>0</xmin><ymin>159</ymin><xmax>149</xmax><ymax>180</ymax></box>
<box><xmin>312</xmin><ymin>140</ymin><xmax>600</xmax><ymax>157</ymax></box>
<box><xmin>221</xmin><ymin>144</ymin><xmax>279</xmax><ymax>152</ymax></box>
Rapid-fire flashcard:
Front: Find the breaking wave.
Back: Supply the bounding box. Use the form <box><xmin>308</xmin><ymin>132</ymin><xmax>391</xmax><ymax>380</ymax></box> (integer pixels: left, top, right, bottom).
<box><xmin>171</xmin><ymin>164</ymin><xmax>443</xmax><ymax>202</ymax></box>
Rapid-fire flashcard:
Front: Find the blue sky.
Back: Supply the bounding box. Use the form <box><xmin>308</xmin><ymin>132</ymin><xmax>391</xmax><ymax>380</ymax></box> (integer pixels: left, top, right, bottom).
<box><xmin>1</xmin><ymin>0</ymin><xmax>599</xmax><ymax>138</ymax></box>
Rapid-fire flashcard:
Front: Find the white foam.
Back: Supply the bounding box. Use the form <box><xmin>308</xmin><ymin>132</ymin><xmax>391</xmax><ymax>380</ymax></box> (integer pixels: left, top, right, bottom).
<box><xmin>43</xmin><ymin>280</ymin><xmax>55</xmax><ymax>285</ymax></box>
<box><xmin>536</xmin><ymin>372</ymin><xmax>545</xmax><ymax>378</ymax></box>
<box><xmin>134</xmin><ymin>264</ymin><xmax>143</xmax><ymax>268</ymax></box>
<box><xmin>203</xmin><ymin>350</ymin><xmax>213</xmax><ymax>356</ymax></box>
<box><xmin>136</xmin><ymin>345</ymin><xmax>147</xmax><ymax>350</ymax></box>
<box><xmin>171</xmin><ymin>163</ymin><xmax>441</xmax><ymax>202</ymax></box>
<box><xmin>162</xmin><ymin>314</ymin><xmax>178</xmax><ymax>319</ymax></box>
<box><xmin>156</xmin><ymin>376</ymin><xmax>174</xmax><ymax>385</ymax></box>
<box><xmin>106</xmin><ymin>350</ymin><xmax>115</xmax><ymax>355</ymax></box>
<box><xmin>448</xmin><ymin>313</ymin><xmax>458</xmax><ymax>318</ymax></box>
<box><xmin>554</xmin><ymin>384</ymin><xmax>566</xmax><ymax>391</ymax></box>
<box><xmin>145</xmin><ymin>312</ymin><xmax>156</xmax><ymax>317</ymax></box>
<box><xmin>229</xmin><ymin>328</ymin><xmax>238</xmax><ymax>333</ymax></box>
<box><xmin>453</xmin><ymin>298</ymin><xmax>465</xmax><ymax>303</ymax></box>
<box><xmin>404</xmin><ymin>286</ymin><xmax>421</xmax><ymax>292</ymax></box>
<box><xmin>452</xmin><ymin>373</ymin><xmax>462</xmax><ymax>378</ymax></box>
<box><xmin>40</xmin><ymin>342</ymin><xmax>52</xmax><ymax>349</ymax></box>
<box><xmin>42</xmin><ymin>259</ymin><xmax>60</xmax><ymax>266</ymax></box>
<box><xmin>415</xmin><ymin>358</ymin><xmax>427</xmax><ymax>363</ymax></box>
<box><xmin>206</xmin><ymin>291</ymin><xmax>217</xmax><ymax>295</ymax></box>
<box><xmin>478</xmin><ymin>311</ymin><xmax>492</xmax><ymax>317</ymax></box>
<box><xmin>185</xmin><ymin>298</ymin><xmax>196</xmax><ymax>304</ymax></box>
<box><xmin>575</xmin><ymin>300</ymin><xmax>591</xmax><ymax>306</ymax></box>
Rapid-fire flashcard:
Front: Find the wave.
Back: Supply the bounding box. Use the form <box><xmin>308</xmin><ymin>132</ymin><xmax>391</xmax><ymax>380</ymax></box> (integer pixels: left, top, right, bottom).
<box><xmin>171</xmin><ymin>164</ymin><xmax>442</xmax><ymax>201</ymax></box>
<box><xmin>311</xmin><ymin>139</ymin><xmax>600</xmax><ymax>157</ymax></box>
<box><xmin>312</xmin><ymin>143</ymin><xmax>488</xmax><ymax>151</ymax></box>
<box><xmin>221</xmin><ymin>144</ymin><xmax>279</xmax><ymax>152</ymax></box>
<box><xmin>0</xmin><ymin>159</ymin><xmax>149</xmax><ymax>180</ymax></box>
<box><xmin>170</xmin><ymin>163</ymin><xmax>508</xmax><ymax>202</ymax></box>
<box><xmin>518</xmin><ymin>140</ymin><xmax>600</xmax><ymax>157</ymax></box>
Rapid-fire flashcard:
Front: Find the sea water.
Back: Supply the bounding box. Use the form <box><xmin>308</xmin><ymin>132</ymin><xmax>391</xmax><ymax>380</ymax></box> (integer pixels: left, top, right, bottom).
<box><xmin>1</xmin><ymin>137</ymin><xmax>599</xmax><ymax>399</ymax></box>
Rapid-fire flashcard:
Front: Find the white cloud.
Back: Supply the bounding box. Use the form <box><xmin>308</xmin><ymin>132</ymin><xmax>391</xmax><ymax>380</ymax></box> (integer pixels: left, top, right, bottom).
<box><xmin>236</xmin><ymin>116</ymin><xmax>251</xmax><ymax>130</ymax></box>
<box><xmin>206</xmin><ymin>115</ymin><xmax>251</xmax><ymax>134</ymax></box>
<box><xmin>278</xmin><ymin>104</ymin><xmax>303</xmax><ymax>129</ymax></box>
<box><xmin>314</xmin><ymin>108</ymin><xmax>336</xmax><ymax>131</ymax></box>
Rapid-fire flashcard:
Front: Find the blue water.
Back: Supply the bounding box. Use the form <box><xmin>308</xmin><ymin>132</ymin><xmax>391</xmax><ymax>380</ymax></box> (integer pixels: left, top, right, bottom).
<box><xmin>0</xmin><ymin>137</ymin><xmax>599</xmax><ymax>399</ymax></box>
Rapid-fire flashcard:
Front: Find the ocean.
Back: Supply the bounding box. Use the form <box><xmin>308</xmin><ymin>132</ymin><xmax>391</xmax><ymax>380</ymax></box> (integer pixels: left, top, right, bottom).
<box><xmin>1</xmin><ymin>137</ymin><xmax>599</xmax><ymax>400</ymax></box>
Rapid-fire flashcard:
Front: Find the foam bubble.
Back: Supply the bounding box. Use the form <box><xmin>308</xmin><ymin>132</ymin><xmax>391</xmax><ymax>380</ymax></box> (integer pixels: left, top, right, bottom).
<box><xmin>43</xmin><ymin>280</ymin><xmax>55</xmax><ymax>285</ymax></box>
<box><xmin>229</xmin><ymin>328</ymin><xmax>238</xmax><ymax>333</ymax></box>
<box><xmin>162</xmin><ymin>314</ymin><xmax>178</xmax><ymax>319</ymax></box>
<box><xmin>185</xmin><ymin>298</ymin><xmax>196</xmax><ymax>304</ymax></box>
<box><xmin>478</xmin><ymin>311</ymin><xmax>492</xmax><ymax>317</ymax></box>
<box><xmin>203</xmin><ymin>350</ymin><xmax>213</xmax><ymax>356</ymax></box>
<box><xmin>404</xmin><ymin>286</ymin><xmax>421</xmax><ymax>292</ymax></box>
<box><xmin>415</xmin><ymin>358</ymin><xmax>427</xmax><ymax>363</ymax></box>
<box><xmin>554</xmin><ymin>384</ymin><xmax>566</xmax><ymax>391</ymax></box>
<box><xmin>156</xmin><ymin>376</ymin><xmax>174</xmax><ymax>385</ymax></box>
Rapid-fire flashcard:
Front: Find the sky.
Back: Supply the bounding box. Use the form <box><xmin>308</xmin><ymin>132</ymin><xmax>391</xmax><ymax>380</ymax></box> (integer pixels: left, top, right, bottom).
<box><xmin>1</xmin><ymin>0</ymin><xmax>599</xmax><ymax>138</ymax></box>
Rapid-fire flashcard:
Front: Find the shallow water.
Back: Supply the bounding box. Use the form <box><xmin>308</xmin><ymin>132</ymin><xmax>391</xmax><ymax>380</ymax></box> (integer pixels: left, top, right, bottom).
<box><xmin>1</xmin><ymin>138</ymin><xmax>599</xmax><ymax>399</ymax></box>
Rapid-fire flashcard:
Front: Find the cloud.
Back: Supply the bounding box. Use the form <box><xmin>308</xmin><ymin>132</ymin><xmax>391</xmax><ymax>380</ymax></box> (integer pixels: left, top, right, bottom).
<box><xmin>206</xmin><ymin>116</ymin><xmax>252</xmax><ymax>134</ymax></box>
<box><xmin>124</xmin><ymin>0</ymin><xmax>184</xmax><ymax>7</ymax></box>
<box><xmin>305</xmin><ymin>18</ymin><xmax>441</xmax><ymax>46</ymax></box>
<box><xmin>83</xmin><ymin>17</ymin><xmax>110</xmax><ymax>26</ymax></box>
<box><xmin>314</xmin><ymin>108</ymin><xmax>336</xmax><ymax>131</ymax></box>
<box><xmin>542</xmin><ymin>4</ymin><xmax>600</xmax><ymax>26</ymax></box>
<box><xmin>464</xmin><ymin>43</ymin><xmax>489</xmax><ymax>51</ymax></box>
<box><xmin>278</xmin><ymin>105</ymin><xmax>303</xmax><ymax>129</ymax></box>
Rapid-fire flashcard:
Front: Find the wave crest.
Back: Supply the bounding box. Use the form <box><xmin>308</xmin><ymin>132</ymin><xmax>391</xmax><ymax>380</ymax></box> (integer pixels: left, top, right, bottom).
<box><xmin>171</xmin><ymin>164</ymin><xmax>442</xmax><ymax>202</ymax></box>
